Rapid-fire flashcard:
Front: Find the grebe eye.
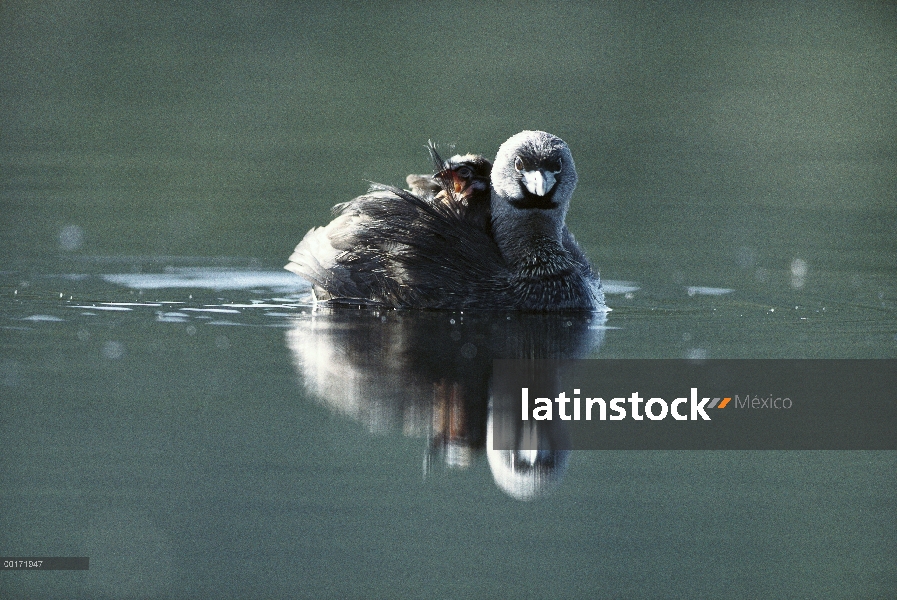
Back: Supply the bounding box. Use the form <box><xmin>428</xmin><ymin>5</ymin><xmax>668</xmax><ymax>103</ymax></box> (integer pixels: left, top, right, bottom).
<box><xmin>514</xmin><ymin>156</ymin><xmax>524</xmax><ymax>172</ymax></box>
<box><xmin>455</xmin><ymin>166</ymin><xmax>473</xmax><ymax>179</ymax></box>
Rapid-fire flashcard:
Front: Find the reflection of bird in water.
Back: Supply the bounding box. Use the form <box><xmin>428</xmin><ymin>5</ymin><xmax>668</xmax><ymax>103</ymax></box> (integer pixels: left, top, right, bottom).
<box><xmin>285</xmin><ymin>309</ymin><xmax>606</xmax><ymax>500</ymax></box>
<box><xmin>285</xmin><ymin>131</ymin><xmax>604</xmax><ymax>311</ymax></box>
<box><xmin>486</xmin><ymin>411</ymin><xmax>571</xmax><ymax>501</ymax></box>
<box><xmin>426</xmin><ymin>379</ymin><xmax>475</xmax><ymax>470</ymax></box>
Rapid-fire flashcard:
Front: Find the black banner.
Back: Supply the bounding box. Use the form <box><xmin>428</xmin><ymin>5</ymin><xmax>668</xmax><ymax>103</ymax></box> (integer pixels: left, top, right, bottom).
<box><xmin>1</xmin><ymin>557</ymin><xmax>89</xmax><ymax>570</ymax></box>
<box><xmin>491</xmin><ymin>360</ymin><xmax>897</xmax><ymax>450</ymax></box>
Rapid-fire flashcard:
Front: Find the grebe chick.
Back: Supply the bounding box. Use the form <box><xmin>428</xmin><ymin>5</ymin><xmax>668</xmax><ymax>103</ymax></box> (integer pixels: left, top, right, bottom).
<box><xmin>406</xmin><ymin>146</ymin><xmax>492</xmax><ymax>231</ymax></box>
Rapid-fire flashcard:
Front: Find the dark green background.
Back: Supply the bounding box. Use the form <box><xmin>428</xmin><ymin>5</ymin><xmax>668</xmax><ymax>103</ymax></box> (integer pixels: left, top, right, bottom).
<box><xmin>3</xmin><ymin>1</ymin><xmax>894</xmax><ymax>287</ymax></box>
<box><xmin>1</xmin><ymin>2</ymin><xmax>895</xmax><ymax>598</ymax></box>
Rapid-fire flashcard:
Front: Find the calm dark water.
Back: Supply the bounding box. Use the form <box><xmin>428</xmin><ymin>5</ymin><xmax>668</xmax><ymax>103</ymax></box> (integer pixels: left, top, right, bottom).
<box><xmin>1</xmin><ymin>1</ymin><xmax>895</xmax><ymax>598</ymax></box>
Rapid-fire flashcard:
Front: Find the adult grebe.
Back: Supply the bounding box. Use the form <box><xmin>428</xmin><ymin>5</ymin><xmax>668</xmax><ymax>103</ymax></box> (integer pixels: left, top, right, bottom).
<box><xmin>284</xmin><ymin>130</ymin><xmax>604</xmax><ymax>311</ymax></box>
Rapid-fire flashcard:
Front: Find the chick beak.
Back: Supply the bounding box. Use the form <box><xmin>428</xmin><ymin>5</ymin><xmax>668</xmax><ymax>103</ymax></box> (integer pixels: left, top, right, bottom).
<box><xmin>522</xmin><ymin>170</ymin><xmax>557</xmax><ymax>196</ymax></box>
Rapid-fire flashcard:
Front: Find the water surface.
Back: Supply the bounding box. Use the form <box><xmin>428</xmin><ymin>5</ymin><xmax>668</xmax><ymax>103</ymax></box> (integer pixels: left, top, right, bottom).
<box><xmin>1</xmin><ymin>1</ymin><xmax>895</xmax><ymax>598</ymax></box>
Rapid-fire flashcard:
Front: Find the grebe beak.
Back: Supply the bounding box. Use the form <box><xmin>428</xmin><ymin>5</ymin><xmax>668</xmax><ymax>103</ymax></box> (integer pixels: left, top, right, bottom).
<box><xmin>522</xmin><ymin>169</ymin><xmax>557</xmax><ymax>197</ymax></box>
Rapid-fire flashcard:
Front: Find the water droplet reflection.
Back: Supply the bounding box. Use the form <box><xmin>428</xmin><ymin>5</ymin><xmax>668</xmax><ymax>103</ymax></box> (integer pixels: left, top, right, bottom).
<box><xmin>101</xmin><ymin>341</ymin><xmax>125</xmax><ymax>360</ymax></box>
<box><xmin>59</xmin><ymin>224</ymin><xmax>85</xmax><ymax>251</ymax></box>
<box><xmin>790</xmin><ymin>258</ymin><xmax>808</xmax><ymax>289</ymax></box>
